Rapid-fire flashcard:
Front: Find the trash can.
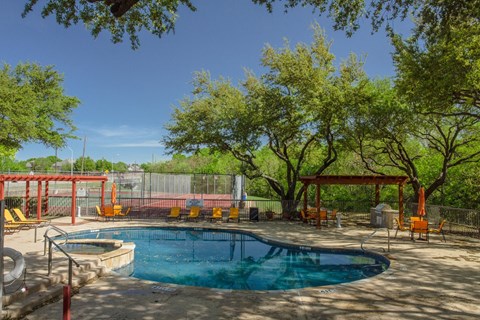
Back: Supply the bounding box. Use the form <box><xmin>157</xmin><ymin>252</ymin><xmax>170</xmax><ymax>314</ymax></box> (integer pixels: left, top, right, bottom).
<box><xmin>249</xmin><ymin>207</ymin><xmax>259</xmax><ymax>221</ymax></box>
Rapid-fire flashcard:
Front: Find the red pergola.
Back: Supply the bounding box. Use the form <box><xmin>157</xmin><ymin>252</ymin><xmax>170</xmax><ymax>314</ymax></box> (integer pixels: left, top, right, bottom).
<box><xmin>0</xmin><ymin>174</ymin><xmax>109</xmax><ymax>225</ymax></box>
<box><xmin>300</xmin><ymin>175</ymin><xmax>409</xmax><ymax>227</ymax></box>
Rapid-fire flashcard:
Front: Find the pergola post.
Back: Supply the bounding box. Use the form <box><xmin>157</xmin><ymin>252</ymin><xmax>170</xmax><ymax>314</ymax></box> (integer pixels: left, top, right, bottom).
<box><xmin>316</xmin><ymin>183</ymin><xmax>321</xmax><ymax>229</ymax></box>
<box><xmin>303</xmin><ymin>182</ymin><xmax>308</xmax><ymax>223</ymax></box>
<box><xmin>101</xmin><ymin>181</ymin><xmax>106</xmax><ymax>208</ymax></box>
<box><xmin>45</xmin><ymin>181</ymin><xmax>49</xmax><ymax>215</ymax></box>
<box><xmin>71</xmin><ymin>181</ymin><xmax>77</xmax><ymax>225</ymax></box>
<box><xmin>399</xmin><ymin>183</ymin><xmax>404</xmax><ymax>223</ymax></box>
<box><xmin>26</xmin><ymin>181</ymin><xmax>30</xmax><ymax>218</ymax></box>
<box><xmin>37</xmin><ymin>181</ymin><xmax>42</xmax><ymax>220</ymax></box>
<box><xmin>375</xmin><ymin>184</ymin><xmax>380</xmax><ymax>207</ymax></box>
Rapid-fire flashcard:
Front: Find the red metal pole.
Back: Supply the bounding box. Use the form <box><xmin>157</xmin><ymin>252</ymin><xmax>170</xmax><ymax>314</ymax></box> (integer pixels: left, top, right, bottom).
<box><xmin>71</xmin><ymin>181</ymin><xmax>77</xmax><ymax>225</ymax></box>
<box><xmin>37</xmin><ymin>181</ymin><xmax>42</xmax><ymax>220</ymax></box>
<box><xmin>101</xmin><ymin>181</ymin><xmax>105</xmax><ymax>208</ymax></box>
<box><xmin>26</xmin><ymin>181</ymin><xmax>30</xmax><ymax>218</ymax></box>
<box><xmin>45</xmin><ymin>181</ymin><xmax>49</xmax><ymax>215</ymax></box>
<box><xmin>63</xmin><ymin>285</ymin><xmax>71</xmax><ymax>320</ymax></box>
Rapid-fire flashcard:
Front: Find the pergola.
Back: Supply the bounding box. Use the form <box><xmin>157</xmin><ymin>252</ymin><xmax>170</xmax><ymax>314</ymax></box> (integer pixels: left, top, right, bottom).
<box><xmin>300</xmin><ymin>175</ymin><xmax>409</xmax><ymax>227</ymax></box>
<box><xmin>0</xmin><ymin>174</ymin><xmax>109</xmax><ymax>225</ymax></box>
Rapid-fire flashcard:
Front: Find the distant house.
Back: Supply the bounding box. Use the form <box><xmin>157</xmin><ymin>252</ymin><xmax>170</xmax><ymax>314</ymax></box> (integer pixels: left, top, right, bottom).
<box><xmin>53</xmin><ymin>159</ymin><xmax>73</xmax><ymax>173</ymax></box>
<box><xmin>128</xmin><ymin>163</ymin><xmax>143</xmax><ymax>172</ymax></box>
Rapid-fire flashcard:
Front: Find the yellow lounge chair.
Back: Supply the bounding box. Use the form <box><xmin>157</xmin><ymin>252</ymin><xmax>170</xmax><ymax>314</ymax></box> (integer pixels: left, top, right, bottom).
<box><xmin>429</xmin><ymin>219</ymin><xmax>446</xmax><ymax>242</ymax></box>
<box><xmin>4</xmin><ymin>209</ymin><xmax>41</xmax><ymax>228</ymax></box>
<box><xmin>227</xmin><ymin>207</ymin><xmax>239</xmax><ymax>222</ymax></box>
<box><xmin>12</xmin><ymin>208</ymin><xmax>50</xmax><ymax>225</ymax></box>
<box><xmin>166</xmin><ymin>207</ymin><xmax>181</xmax><ymax>220</ymax></box>
<box><xmin>184</xmin><ymin>206</ymin><xmax>201</xmax><ymax>222</ymax></box>
<box><xmin>206</xmin><ymin>207</ymin><xmax>223</xmax><ymax>222</ymax></box>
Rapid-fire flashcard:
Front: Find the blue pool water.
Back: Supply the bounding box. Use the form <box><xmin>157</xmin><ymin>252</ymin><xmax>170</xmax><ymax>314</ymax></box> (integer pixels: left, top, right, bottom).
<box><xmin>65</xmin><ymin>227</ymin><xmax>389</xmax><ymax>290</ymax></box>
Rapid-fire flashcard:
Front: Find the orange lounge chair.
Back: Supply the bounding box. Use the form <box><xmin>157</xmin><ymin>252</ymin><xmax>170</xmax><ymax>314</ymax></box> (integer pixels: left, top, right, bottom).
<box><xmin>227</xmin><ymin>207</ymin><xmax>239</xmax><ymax>222</ymax></box>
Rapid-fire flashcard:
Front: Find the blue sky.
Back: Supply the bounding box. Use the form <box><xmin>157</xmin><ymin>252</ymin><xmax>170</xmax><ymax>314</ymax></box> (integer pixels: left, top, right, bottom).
<box><xmin>1</xmin><ymin>1</ymin><xmax>410</xmax><ymax>165</ymax></box>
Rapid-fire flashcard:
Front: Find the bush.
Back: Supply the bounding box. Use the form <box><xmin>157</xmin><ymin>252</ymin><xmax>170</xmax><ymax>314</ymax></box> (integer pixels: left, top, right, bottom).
<box><xmin>5</xmin><ymin>197</ymin><xmax>23</xmax><ymax>209</ymax></box>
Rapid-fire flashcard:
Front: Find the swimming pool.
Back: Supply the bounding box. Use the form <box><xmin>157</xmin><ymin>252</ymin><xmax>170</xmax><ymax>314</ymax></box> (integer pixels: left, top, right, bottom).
<box><xmin>65</xmin><ymin>227</ymin><xmax>389</xmax><ymax>290</ymax></box>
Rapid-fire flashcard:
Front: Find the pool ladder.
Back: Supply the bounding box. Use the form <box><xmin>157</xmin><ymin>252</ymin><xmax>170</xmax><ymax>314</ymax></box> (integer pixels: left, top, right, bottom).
<box><xmin>361</xmin><ymin>228</ymin><xmax>390</xmax><ymax>253</ymax></box>
<box><xmin>43</xmin><ymin>226</ymin><xmax>80</xmax><ymax>286</ymax></box>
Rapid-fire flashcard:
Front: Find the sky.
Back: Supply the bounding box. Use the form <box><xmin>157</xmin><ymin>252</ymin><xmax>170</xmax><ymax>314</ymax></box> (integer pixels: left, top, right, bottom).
<box><xmin>1</xmin><ymin>1</ymin><xmax>411</xmax><ymax>165</ymax></box>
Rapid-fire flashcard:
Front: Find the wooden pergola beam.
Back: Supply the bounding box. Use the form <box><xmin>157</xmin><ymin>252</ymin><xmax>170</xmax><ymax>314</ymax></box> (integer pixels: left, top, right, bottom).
<box><xmin>0</xmin><ymin>174</ymin><xmax>108</xmax><ymax>225</ymax></box>
<box><xmin>300</xmin><ymin>175</ymin><xmax>409</xmax><ymax>224</ymax></box>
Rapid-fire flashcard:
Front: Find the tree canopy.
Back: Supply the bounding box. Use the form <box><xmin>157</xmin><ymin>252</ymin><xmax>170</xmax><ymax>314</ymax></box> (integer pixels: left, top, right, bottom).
<box><xmin>21</xmin><ymin>0</ymin><xmax>479</xmax><ymax>49</ymax></box>
<box><xmin>164</xmin><ymin>26</ymin><xmax>370</xmax><ymax>207</ymax></box>
<box><xmin>0</xmin><ymin>63</ymin><xmax>79</xmax><ymax>153</ymax></box>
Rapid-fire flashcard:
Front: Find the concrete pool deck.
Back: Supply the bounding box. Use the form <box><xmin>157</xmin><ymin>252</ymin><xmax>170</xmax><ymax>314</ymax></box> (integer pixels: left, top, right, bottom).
<box><xmin>3</xmin><ymin>216</ymin><xmax>480</xmax><ymax>319</ymax></box>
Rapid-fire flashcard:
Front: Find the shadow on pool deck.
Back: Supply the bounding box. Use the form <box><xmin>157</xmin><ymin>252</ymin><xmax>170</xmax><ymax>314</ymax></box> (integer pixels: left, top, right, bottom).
<box><xmin>3</xmin><ymin>216</ymin><xmax>480</xmax><ymax>319</ymax></box>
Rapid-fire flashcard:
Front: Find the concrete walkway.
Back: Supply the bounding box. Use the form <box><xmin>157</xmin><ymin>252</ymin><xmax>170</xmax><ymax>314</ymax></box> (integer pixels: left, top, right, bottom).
<box><xmin>3</xmin><ymin>216</ymin><xmax>480</xmax><ymax>319</ymax></box>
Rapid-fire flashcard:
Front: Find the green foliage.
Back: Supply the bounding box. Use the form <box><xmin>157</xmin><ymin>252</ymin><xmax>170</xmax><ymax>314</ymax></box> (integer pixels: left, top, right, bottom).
<box><xmin>74</xmin><ymin>156</ymin><xmax>96</xmax><ymax>172</ymax></box>
<box><xmin>164</xmin><ymin>26</ymin><xmax>370</xmax><ymax>202</ymax></box>
<box><xmin>5</xmin><ymin>197</ymin><xmax>23</xmax><ymax>209</ymax></box>
<box><xmin>0</xmin><ymin>63</ymin><xmax>79</xmax><ymax>151</ymax></box>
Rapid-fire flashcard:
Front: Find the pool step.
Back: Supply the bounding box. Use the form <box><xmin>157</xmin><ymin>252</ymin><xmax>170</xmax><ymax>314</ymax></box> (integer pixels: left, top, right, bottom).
<box><xmin>2</xmin><ymin>259</ymin><xmax>108</xmax><ymax>319</ymax></box>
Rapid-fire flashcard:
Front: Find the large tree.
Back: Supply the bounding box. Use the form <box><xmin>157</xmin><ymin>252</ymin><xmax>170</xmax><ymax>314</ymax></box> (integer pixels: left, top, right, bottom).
<box><xmin>22</xmin><ymin>0</ymin><xmax>479</xmax><ymax>49</ymax></box>
<box><xmin>0</xmin><ymin>63</ymin><xmax>79</xmax><ymax>153</ymax></box>
<box><xmin>163</xmin><ymin>27</ymin><xmax>370</xmax><ymax>211</ymax></box>
<box><xmin>348</xmin><ymin>80</ymin><xmax>480</xmax><ymax>202</ymax></box>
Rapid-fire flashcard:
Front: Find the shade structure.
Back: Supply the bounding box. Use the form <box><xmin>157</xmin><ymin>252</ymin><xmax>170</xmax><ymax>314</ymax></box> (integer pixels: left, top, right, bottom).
<box><xmin>417</xmin><ymin>187</ymin><xmax>426</xmax><ymax>219</ymax></box>
<box><xmin>111</xmin><ymin>182</ymin><xmax>117</xmax><ymax>205</ymax></box>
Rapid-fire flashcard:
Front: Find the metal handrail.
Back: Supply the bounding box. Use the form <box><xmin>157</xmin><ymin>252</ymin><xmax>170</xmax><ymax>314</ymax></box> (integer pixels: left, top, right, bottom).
<box><xmin>43</xmin><ymin>227</ymin><xmax>80</xmax><ymax>287</ymax></box>
<box><xmin>361</xmin><ymin>228</ymin><xmax>390</xmax><ymax>253</ymax></box>
<box><xmin>43</xmin><ymin>225</ymin><xmax>69</xmax><ymax>255</ymax></box>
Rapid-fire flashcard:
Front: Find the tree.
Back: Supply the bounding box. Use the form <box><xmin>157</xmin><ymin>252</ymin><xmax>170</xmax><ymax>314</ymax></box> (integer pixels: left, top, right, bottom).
<box><xmin>74</xmin><ymin>156</ymin><xmax>96</xmax><ymax>172</ymax></box>
<box><xmin>21</xmin><ymin>1</ymin><xmax>480</xmax><ymax>49</ymax></box>
<box><xmin>164</xmin><ymin>27</ymin><xmax>370</xmax><ymax>211</ymax></box>
<box><xmin>0</xmin><ymin>63</ymin><xmax>79</xmax><ymax>151</ymax></box>
<box><xmin>348</xmin><ymin>80</ymin><xmax>480</xmax><ymax>202</ymax></box>
<box><xmin>392</xmin><ymin>21</ymin><xmax>480</xmax><ymax>118</ymax></box>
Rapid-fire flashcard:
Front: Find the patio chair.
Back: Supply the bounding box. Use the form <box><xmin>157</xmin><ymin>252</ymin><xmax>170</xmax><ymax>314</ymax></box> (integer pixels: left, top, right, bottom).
<box><xmin>227</xmin><ymin>207</ymin><xmax>239</xmax><ymax>222</ymax></box>
<box><xmin>411</xmin><ymin>220</ymin><xmax>429</xmax><ymax>242</ymax></box>
<box><xmin>95</xmin><ymin>205</ymin><xmax>106</xmax><ymax>221</ymax></box>
<box><xmin>300</xmin><ymin>210</ymin><xmax>316</xmax><ymax>225</ymax></box>
<box><xmin>394</xmin><ymin>217</ymin><xmax>410</xmax><ymax>238</ymax></box>
<box><xmin>206</xmin><ymin>207</ymin><xmax>223</xmax><ymax>222</ymax></box>
<box><xmin>116</xmin><ymin>207</ymin><xmax>132</xmax><ymax>220</ymax></box>
<box><xmin>104</xmin><ymin>206</ymin><xmax>116</xmax><ymax>221</ymax></box>
<box><xmin>12</xmin><ymin>208</ymin><xmax>50</xmax><ymax>226</ymax></box>
<box><xmin>429</xmin><ymin>219</ymin><xmax>446</xmax><ymax>242</ymax></box>
<box><xmin>184</xmin><ymin>206</ymin><xmax>201</xmax><ymax>222</ymax></box>
<box><xmin>166</xmin><ymin>207</ymin><xmax>181</xmax><ymax>220</ymax></box>
<box><xmin>319</xmin><ymin>210</ymin><xmax>328</xmax><ymax>226</ymax></box>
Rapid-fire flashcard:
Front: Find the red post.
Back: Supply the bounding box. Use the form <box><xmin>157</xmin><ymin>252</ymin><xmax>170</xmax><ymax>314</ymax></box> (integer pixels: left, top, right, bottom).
<box><xmin>37</xmin><ymin>181</ymin><xmax>42</xmax><ymax>220</ymax></box>
<box><xmin>63</xmin><ymin>285</ymin><xmax>71</xmax><ymax>320</ymax></box>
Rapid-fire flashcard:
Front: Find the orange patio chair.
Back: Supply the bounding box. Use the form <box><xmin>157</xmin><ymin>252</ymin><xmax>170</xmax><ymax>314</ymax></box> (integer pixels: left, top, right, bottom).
<box><xmin>394</xmin><ymin>217</ymin><xmax>410</xmax><ymax>238</ymax></box>
<box><xmin>429</xmin><ymin>219</ymin><xmax>446</xmax><ymax>242</ymax></box>
<box><xmin>117</xmin><ymin>207</ymin><xmax>132</xmax><ymax>220</ymax></box>
<box><xmin>411</xmin><ymin>220</ymin><xmax>429</xmax><ymax>242</ymax></box>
